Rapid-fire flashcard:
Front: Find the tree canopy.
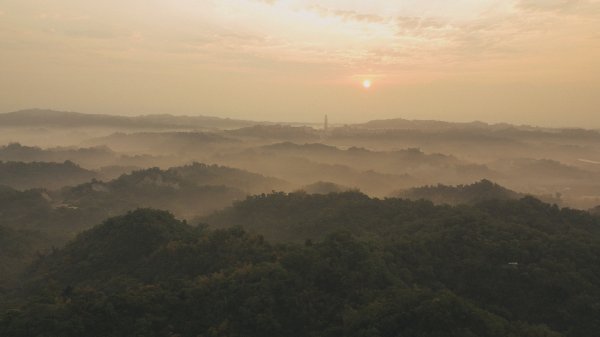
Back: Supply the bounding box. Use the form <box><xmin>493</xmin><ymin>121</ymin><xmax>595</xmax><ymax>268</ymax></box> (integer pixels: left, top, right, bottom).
<box><xmin>2</xmin><ymin>194</ymin><xmax>600</xmax><ymax>336</ymax></box>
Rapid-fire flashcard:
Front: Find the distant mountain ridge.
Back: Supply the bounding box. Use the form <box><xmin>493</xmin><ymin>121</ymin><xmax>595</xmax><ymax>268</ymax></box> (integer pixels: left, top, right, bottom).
<box><xmin>4</xmin><ymin>109</ymin><xmax>600</xmax><ymax>134</ymax></box>
<box><xmin>352</xmin><ymin>117</ymin><xmax>549</xmax><ymax>132</ymax></box>
<box><xmin>0</xmin><ymin>109</ymin><xmax>261</xmax><ymax>130</ymax></box>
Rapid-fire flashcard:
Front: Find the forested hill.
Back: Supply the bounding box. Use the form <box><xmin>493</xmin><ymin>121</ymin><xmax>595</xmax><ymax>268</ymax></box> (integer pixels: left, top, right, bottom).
<box><xmin>0</xmin><ymin>225</ymin><xmax>48</xmax><ymax>289</ymax></box>
<box><xmin>0</xmin><ymin>163</ymin><xmax>290</xmax><ymax>248</ymax></box>
<box><xmin>393</xmin><ymin>179</ymin><xmax>522</xmax><ymax>205</ymax></box>
<box><xmin>3</xmin><ymin>196</ymin><xmax>600</xmax><ymax>336</ymax></box>
<box><xmin>6</xmin><ymin>205</ymin><xmax>600</xmax><ymax>336</ymax></box>
<box><xmin>60</xmin><ymin>163</ymin><xmax>288</xmax><ymax>219</ymax></box>
<box><xmin>204</xmin><ymin>191</ymin><xmax>599</xmax><ymax>242</ymax></box>
<box><xmin>0</xmin><ymin>160</ymin><xmax>96</xmax><ymax>190</ymax></box>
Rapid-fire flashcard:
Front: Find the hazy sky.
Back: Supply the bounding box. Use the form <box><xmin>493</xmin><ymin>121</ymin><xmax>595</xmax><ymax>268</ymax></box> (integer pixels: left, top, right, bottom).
<box><xmin>1</xmin><ymin>0</ymin><xmax>599</xmax><ymax>126</ymax></box>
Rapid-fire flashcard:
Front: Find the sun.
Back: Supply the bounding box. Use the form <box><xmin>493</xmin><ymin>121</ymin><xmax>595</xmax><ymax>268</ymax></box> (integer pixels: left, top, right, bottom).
<box><xmin>362</xmin><ymin>79</ymin><xmax>372</xmax><ymax>89</ymax></box>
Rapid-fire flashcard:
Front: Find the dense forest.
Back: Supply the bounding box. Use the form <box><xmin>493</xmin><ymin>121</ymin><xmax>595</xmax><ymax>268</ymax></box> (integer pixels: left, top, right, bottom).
<box><xmin>0</xmin><ymin>163</ymin><xmax>289</xmax><ymax>244</ymax></box>
<box><xmin>2</xmin><ymin>192</ymin><xmax>600</xmax><ymax>336</ymax></box>
<box><xmin>0</xmin><ymin>161</ymin><xmax>96</xmax><ymax>190</ymax></box>
<box><xmin>393</xmin><ymin>180</ymin><xmax>522</xmax><ymax>205</ymax></box>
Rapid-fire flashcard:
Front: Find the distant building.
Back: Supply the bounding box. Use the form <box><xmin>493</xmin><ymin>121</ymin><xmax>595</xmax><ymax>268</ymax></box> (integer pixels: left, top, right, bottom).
<box><xmin>324</xmin><ymin>115</ymin><xmax>328</xmax><ymax>132</ymax></box>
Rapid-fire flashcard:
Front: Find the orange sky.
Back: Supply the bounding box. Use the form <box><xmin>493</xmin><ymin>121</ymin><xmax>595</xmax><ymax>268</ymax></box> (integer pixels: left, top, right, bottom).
<box><xmin>0</xmin><ymin>0</ymin><xmax>599</xmax><ymax>126</ymax></box>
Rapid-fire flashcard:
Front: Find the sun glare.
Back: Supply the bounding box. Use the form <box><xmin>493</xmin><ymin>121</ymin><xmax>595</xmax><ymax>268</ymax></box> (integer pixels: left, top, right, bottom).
<box><xmin>362</xmin><ymin>79</ymin><xmax>372</xmax><ymax>89</ymax></box>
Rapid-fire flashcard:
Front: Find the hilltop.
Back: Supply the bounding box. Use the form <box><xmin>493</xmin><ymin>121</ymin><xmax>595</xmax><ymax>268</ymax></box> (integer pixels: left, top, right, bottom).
<box><xmin>0</xmin><ymin>161</ymin><xmax>96</xmax><ymax>190</ymax></box>
<box><xmin>393</xmin><ymin>179</ymin><xmax>522</xmax><ymax>205</ymax></box>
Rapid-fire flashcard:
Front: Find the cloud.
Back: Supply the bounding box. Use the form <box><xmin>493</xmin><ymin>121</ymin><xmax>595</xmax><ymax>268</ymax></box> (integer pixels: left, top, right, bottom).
<box><xmin>185</xmin><ymin>30</ymin><xmax>274</xmax><ymax>51</ymax></box>
<box><xmin>2</xmin><ymin>0</ymin><xmax>597</xmax><ymax>80</ymax></box>
<box><xmin>518</xmin><ymin>0</ymin><xmax>579</xmax><ymax>11</ymax></box>
<box><xmin>516</xmin><ymin>0</ymin><xmax>599</xmax><ymax>14</ymax></box>
<box><xmin>255</xmin><ymin>0</ymin><xmax>277</xmax><ymax>5</ymax></box>
<box><xmin>64</xmin><ymin>28</ymin><xmax>121</xmax><ymax>40</ymax></box>
<box><xmin>38</xmin><ymin>12</ymin><xmax>90</xmax><ymax>21</ymax></box>
<box><xmin>395</xmin><ymin>16</ymin><xmax>450</xmax><ymax>38</ymax></box>
<box><xmin>308</xmin><ymin>5</ymin><xmax>388</xmax><ymax>24</ymax></box>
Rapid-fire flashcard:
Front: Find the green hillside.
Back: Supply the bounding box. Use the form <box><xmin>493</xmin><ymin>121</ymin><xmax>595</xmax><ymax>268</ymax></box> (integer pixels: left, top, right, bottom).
<box><xmin>3</xmin><ymin>195</ymin><xmax>599</xmax><ymax>336</ymax></box>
